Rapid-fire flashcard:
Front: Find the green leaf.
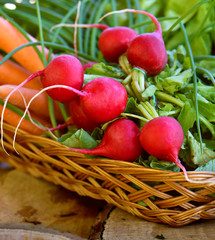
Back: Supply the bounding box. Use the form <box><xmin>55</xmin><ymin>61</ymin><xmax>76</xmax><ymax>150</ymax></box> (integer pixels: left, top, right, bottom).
<box><xmin>163</xmin><ymin>0</ymin><xmax>201</xmax><ymax>31</ymax></box>
<box><xmin>182</xmin><ymin>131</ymin><xmax>215</xmax><ymax>166</ymax></box>
<box><xmin>141</xmin><ymin>85</ymin><xmax>157</xmax><ymax>100</ymax></box>
<box><xmin>139</xmin><ymin>156</ymin><xmax>180</xmax><ymax>172</ymax></box>
<box><xmin>158</xmin><ymin>103</ymin><xmax>180</xmax><ymax>117</ymax></box>
<box><xmin>197</xmin><ymin>59</ymin><xmax>215</xmax><ymax>77</ymax></box>
<box><xmin>84</xmin><ymin>62</ymin><xmax>126</xmax><ymax>78</ymax></box>
<box><xmin>164</xmin><ymin>0</ymin><xmax>214</xmax><ymax>56</ymax></box>
<box><xmin>91</xmin><ymin>127</ymin><xmax>104</xmax><ymax>141</ymax></box>
<box><xmin>158</xmin><ymin>69</ymin><xmax>192</xmax><ymax>94</ymax></box>
<box><xmin>177</xmin><ymin>101</ymin><xmax>196</xmax><ymax>134</ymax></box>
<box><xmin>197</xmin><ymin>86</ymin><xmax>215</xmax><ymax>103</ymax></box>
<box><xmin>124</xmin><ymin>97</ymin><xmax>142</xmax><ymax>115</ymax></box>
<box><xmin>197</xmin><ymin>94</ymin><xmax>215</xmax><ymax>122</ymax></box>
<box><xmin>58</xmin><ymin>129</ymin><xmax>98</xmax><ymax>149</ymax></box>
<box><xmin>195</xmin><ymin>159</ymin><xmax>215</xmax><ymax>172</ymax></box>
<box><xmin>150</xmin><ymin>158</ymin><xmax>180</xmax><ymax>172</ymax></box>
<box><xmin>191</xmin><ymin>34</ymin><xmax>212</xmax><ymax>56</ymax></box>
<box><xmin>203</xmin><ymin>139</ymin><xmax>215</xmax><ymax>150</ymax></box>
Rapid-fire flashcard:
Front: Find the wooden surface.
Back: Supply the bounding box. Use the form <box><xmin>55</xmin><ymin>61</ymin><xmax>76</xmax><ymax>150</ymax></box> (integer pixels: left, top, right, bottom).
<box><xmin>0</xmin><ymin>163</ymin><xmax>215</xmax><ymax>240</ymax></box>
<box><xmin>0</xmin><ymin>165</ymin><xmax>105</xmax><ymax>239</ymax></box>
<box><xmin>99</xmin><ymin>207</ymin><xmax>215</xmax><ymax>240</ymax></box>
<box><xmin>0</xmin><ymin>229</ymin><xmax>82</xmax><ymax>240</ymax></box>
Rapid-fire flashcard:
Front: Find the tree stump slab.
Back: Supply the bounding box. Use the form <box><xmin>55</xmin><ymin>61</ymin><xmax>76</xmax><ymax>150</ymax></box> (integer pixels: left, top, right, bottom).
<box><xmin>0</xmin><ymin>167</ymin><xmax>106</xmax><ymax>239</ymax></box>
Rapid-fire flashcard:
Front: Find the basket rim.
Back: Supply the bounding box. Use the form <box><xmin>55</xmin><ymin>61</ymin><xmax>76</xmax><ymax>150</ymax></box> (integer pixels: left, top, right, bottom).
<box><xmin>2</xmin><ymin>122</ymin><xmax>215</xmax><ymax>178</ymax></box>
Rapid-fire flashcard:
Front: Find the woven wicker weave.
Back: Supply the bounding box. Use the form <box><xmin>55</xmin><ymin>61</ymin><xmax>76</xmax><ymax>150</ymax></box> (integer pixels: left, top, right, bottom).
<box><xmin>1</xmin><ymin>123</ymin><xmax>215</xmax><ymax>227</ymax></box>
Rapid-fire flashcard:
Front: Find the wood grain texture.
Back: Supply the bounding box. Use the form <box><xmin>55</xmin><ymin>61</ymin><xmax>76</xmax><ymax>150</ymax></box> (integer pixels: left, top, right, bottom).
<box><xmin>1</xmin><ymin>165</ymin><xmax>215</xmax><ymax>240</ymax></box>
<box><xmin>101</xmin><ymin>207</ymin><xmax>215</xmax><ymax>240</ymax></box>
<box><xmin>0</xmin><ymin>167</ymin><xmax>106</xmax><ymax>239</ymax></box>
<box><xmin>0</xmin><ymin>229</ymin><xmax>84</xmax><ymax>240</ymax></box>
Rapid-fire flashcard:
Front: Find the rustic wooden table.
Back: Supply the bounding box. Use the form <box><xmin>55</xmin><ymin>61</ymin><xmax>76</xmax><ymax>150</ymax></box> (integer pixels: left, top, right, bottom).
<box><xmin>0</xmin><ymin>163</ymin><xmax>214</xmax><ymax>240</ymax></box>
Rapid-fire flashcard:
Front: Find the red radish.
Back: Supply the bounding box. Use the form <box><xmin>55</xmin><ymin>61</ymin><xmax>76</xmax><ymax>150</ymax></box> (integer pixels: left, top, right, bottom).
<box><xmin>79</xmin><ymin>77</ymin><xmax>127</xmax><ymax>123</ymax></box>
<box><xmin>13</xmin><ymin>77</ymin><xmax>127</xmax><ymax>126</ymax></box>
<box><xmin>10</xmin><ymin>79</ymin><xmax>127</xmax><ymax>154</ymax></box>
<box><xmin>69</xmin><ymin>118</ymin><xmax>143</xmax><ymax>161</ymax></box>
<box><xmin>99</xmin><ymin>9</ymin><xmax>168</xmax><ymax>76</ymax></box>
<box><xmin>3</xmin><ymin>55</ymin><xmax>84</xmax><ymax>104</ymax></box>
<box><xmin>51</xmin><ymin>23</ymin><xmax>137</xmax><ymax>63</ymax></box>
<box><xmin>139</xmin><ymin>116</ymin><xmax>184</xmax><ymax>162</ymax></box>
<box><xmin>49</xmin><ymin>118</ymin><xmax>75</xmax><ymax>132</ymax></box>
<box><xmin>69</xmin><ymin>97</ymin><xmax>99</xmax><ymax>131</ymax></box>
<box><xmin>1</xmin><ymin>54</ymin><xmax>84</xmax><ymax>153</ymax></box>
<box><xmin>31</xmin><ymin>76</ymin><xmax>126</xmax><ymax>132</ymax></box>
<box><xmin>40</xmin><ymin>55</ymin><xmax>83</xmax><ymax>102</ymax></box>
<box><xmin>139</xmin><ymin>117</ymin><xmax>215</xmax><ymax>184</ymax></box>
<box><xmin>139</xmin><ymin>116</ymin><xmax>193</xmax><ymax>181</ymax></box>
<box><xmin>98</xmin><ymin>26</ymin><xmax>138</xmax><ymax>63</ymax></box>
<box><xmin>49</xmin><ymin>98</ymin><xmax>99</xmax><ymax>132</ymax></box>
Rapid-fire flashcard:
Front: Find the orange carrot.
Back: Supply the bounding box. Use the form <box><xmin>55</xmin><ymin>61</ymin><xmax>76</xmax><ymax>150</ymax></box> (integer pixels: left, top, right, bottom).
<box><xmin>0</xmin><ymin>55</ymin><xmax>43</xmax><ymax>90</ymax></box>
<box><xmin>0</xmin><ymin>104</ymin><xmax>47</xmax><ymax>135</ymax></box>
<box><xmin>0</xmin><ymin>17</ymin><xmax>49</xmax><ymax>73</ymax></box>
<box><xmin>0</xmin><ymin>84</ymin><xmax>64</xmax><ymax>121</ymax></box>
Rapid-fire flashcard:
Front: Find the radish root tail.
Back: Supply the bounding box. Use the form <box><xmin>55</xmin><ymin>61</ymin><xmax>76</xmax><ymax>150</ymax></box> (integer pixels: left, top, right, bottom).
<box><xmin>1</xmin><ymin>70</ymin><xmax>43</xmax><ymax>154</ymax></box>
<box><xmin>12</xmin><ymin>84</ymin><xmax>86</xmax><ymax>154</ymax></box>
<box><xmin>98</xmin><ymin>9</ymin><xmax>162</xmax><ymax>34</ymax></box>
<box><xmin>176</xmin><ymin>160</ymin><xmax>215</xmax><ymax>184</ymax></box>
<box><xmin>11</xmin><ymin>89</ymin><xmax>57</xmax><ymax>153</ymax></box>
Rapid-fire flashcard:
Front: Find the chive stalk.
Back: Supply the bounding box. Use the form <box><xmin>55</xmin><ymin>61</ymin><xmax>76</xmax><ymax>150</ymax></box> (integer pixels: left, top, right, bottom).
<box><xmin>180</xmin><ymin>21</ymin><xmax>203</xmax><ymax>151</ymax></box>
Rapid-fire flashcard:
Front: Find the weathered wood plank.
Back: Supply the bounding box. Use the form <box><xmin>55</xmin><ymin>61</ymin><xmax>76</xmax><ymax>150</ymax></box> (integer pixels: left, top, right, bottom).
<box><xmin>0</xmin><ymin>228</ymin><xmax>84</xmax><ymax>240</ymax></box>
<box><xmin>1</xmin><ymin>166</ymin><xmax>215</xmax><ymax>240</ymax></box>
<box><xmin>101</xmin><ymin>207</ymin><xmax>215</xmax><ymax>240</ymax></box>
<box><xmin>0</xmin><ymin>168</ymin><xmax>106</xmax><ymax>239</ymax></box>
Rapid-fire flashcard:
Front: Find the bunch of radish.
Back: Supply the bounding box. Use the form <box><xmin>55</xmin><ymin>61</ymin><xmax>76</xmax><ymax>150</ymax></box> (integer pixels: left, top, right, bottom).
<box><xmin>1</xmin><ymin>7</ymin><xmax>198</xmax><ymax>183</ymax></box>
<box><xmin>1</xmin><ymin>54</ymin><xmax>128</xmax><ymax>137</ymax></box>
<box><xmin>1</xmin><ymin>8</ymin><xmax>169</xmax><ymax>162</ymax></box>
<box><xmin>138</xmin><ymin>116</ymin><xmax>212</xmax><ymax>183</ymax></box>
<box><xmin>98</xmin><ymin>9</ymin><xmax>168</xmax><ymax>76</ymax></box>
<box><xmin>69</xmin><ymin>118</ymin><xmax>143</xmax><ymax>162</ymax></box>
<box><xmin>52</xmin><ymin>9</ymin><xmax>167</xmax><ymax>76</ymax></box>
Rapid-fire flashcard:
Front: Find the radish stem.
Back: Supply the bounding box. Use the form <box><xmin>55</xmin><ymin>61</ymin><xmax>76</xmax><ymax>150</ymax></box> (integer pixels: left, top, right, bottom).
<box><xmin>51</xmin><ymin>23</ymin><xmax>109</xmax><ymax>31</ymax></box>
<box><xmin>98</xmin><ymin>9</ymin><xmax>162</xmax><ymax>34</ymax></box>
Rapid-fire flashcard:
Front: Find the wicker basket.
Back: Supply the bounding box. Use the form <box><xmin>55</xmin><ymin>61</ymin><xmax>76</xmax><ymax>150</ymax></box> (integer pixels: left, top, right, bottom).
<box><xmin>1</xmin><ymin>123</ymin><xmax>215</xmax><ymax>227</ymax></box>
